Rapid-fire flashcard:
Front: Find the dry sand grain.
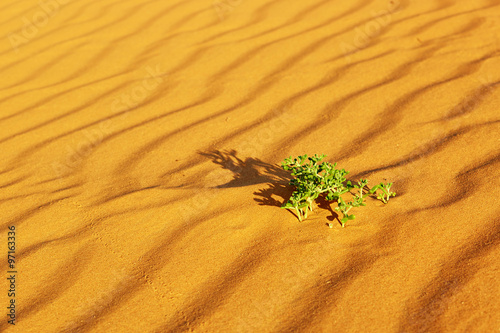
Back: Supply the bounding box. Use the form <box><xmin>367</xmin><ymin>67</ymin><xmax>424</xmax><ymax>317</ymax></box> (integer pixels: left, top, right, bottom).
<box><xmin>1</xmin><ymin>0</ymin><xmax>499</xmax><ymax>332</ymax></box>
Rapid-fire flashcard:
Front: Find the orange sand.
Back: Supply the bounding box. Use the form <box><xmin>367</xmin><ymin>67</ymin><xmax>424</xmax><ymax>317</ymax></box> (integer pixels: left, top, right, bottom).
<box><xmin>1</xmin><ymin>0</ymin><xmax>500</xmax><ymax>332</ymax></box>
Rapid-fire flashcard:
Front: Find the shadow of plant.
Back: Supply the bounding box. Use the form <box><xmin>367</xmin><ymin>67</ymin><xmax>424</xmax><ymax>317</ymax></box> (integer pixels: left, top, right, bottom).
<box><xmin>199</xmin><ymin>150</ymin><xmax>345</xmax><ymax>223</ymax></box>
<box><xmin>199</xmin><ymin>150</ymin><xmax>296</xmax><ymax>214</ymax></box>
<box><xmin>315</xmin><ymin>194</ymin><xmax>339</xmax><ymax>222</ymax></box>
<box><xmin>199</xmin><ymin>150</ymin><xmax>289</xmax><ymax>188</ymax></box>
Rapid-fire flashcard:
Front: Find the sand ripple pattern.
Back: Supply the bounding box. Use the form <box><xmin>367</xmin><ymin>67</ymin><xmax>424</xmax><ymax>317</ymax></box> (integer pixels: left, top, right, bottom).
<box><xmin>0</xmin><ymin>0</ymin><xmax>499</xmax><ymax>332</ymax></box>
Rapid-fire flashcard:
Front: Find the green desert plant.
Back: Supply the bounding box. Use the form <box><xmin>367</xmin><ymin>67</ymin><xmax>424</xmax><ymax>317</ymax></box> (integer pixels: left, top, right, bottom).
<box><xmin>334</xmin><ymin>179</ymin><xmax>369</xmax><ymax>227</ymax></box>
<box><xmin>334</xmin><ymin>197</ymin><xmax>355</xmax><ymax>227</ymax></box>
<box><xmin>281</xmin><ymin>155</ymin><xmax>395</xmax><ymax>227</ymax></box>
<box><xmin>281</xmin><ymin>154</ymin><xmax>349</xmax><ymax>222</ymax></box>
<box><xmin>370</xmin><ymin>182</ymin><xmax>396</xmax><ymax>204</ymax></box>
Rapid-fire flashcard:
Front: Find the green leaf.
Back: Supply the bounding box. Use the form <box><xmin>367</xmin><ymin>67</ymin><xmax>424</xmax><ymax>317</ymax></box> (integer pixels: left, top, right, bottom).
<box><xmin>281</xmin><ymin>154</ymin><xmax>395</xmax><ymax>222</ymax></box>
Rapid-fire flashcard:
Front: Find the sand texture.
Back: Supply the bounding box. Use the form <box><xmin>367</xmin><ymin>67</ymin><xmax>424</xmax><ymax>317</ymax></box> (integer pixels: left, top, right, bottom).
<box><xmin>1</xmin><ymin>0</ymin><xmax>500</xmax><ymax>332</ymax></box>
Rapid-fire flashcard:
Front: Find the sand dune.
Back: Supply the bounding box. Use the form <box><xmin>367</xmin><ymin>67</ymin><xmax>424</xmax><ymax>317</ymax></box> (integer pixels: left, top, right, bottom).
<box><xmin>1</xmin><ymin>0</ymin><xmax>499</xmax><ymax>332</ymax></box>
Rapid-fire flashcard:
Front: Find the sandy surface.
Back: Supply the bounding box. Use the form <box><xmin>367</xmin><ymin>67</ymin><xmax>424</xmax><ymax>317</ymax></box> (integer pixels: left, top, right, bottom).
<box><xmin>1</xmin><ymin>0</ymin><xmax>500</xmax><ymax>332</ymax></box>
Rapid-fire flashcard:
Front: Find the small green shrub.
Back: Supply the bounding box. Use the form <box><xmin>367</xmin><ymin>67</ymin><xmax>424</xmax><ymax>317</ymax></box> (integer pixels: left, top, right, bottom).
<box><xmin>281</xmin><ymin>154</ymin><xmax>395</xmax><ymax>227</ymax></box>
<box><xmin>370</xmin><ymin>182</ymin><xmax>396</xmax><ymax>204</ymax></box>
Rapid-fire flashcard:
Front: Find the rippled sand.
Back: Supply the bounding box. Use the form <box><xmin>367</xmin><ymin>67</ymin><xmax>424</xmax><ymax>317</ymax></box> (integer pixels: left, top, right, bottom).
<box><xmin>1</xmin><ymin>0</ymin><xmax>499</xmax><ymax>332</ymax></box>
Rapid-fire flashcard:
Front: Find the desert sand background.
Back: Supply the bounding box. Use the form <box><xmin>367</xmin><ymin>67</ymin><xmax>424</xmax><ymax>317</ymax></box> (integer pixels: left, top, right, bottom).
<box><xmin>1</xmin><ymin>0</ymin><xmax>500</xmax><ymax>332</ymax></box>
